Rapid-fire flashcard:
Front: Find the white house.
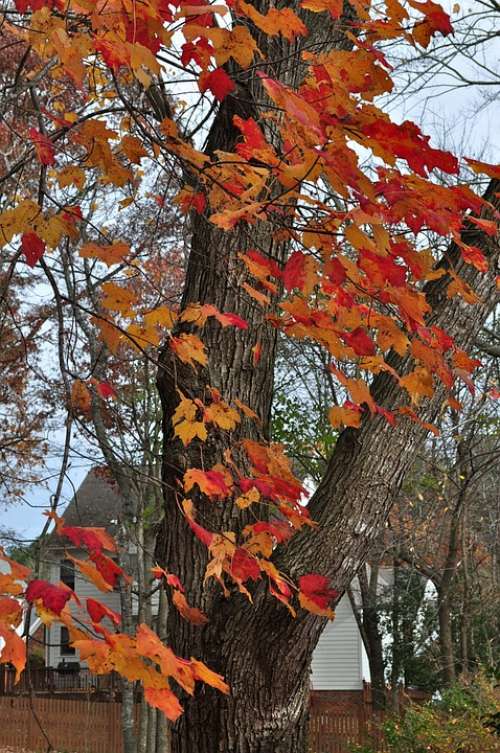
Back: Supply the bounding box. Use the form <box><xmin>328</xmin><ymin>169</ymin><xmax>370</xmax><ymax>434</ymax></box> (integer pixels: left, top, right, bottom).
<box><xmin>311</xmin><ymin>594</ymin><xmax>365</xmax><ymax>691</ymax></box>
<box><xmin>44</xmin><ymin>470</ymin><xmax>124</xmax><ymax>670</ymax></box>
<box><xmin>43</xmin><ymin>468</ymin><xmax>369</xmax><ymax>697</ymax></box>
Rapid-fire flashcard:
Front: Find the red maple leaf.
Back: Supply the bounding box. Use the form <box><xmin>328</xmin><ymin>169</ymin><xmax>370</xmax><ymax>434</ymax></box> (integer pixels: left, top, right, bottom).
<box><xmin>26</xmin><ymin>580</ymin><xmax>72</xmax><ymax>615</ymax></box>
<box><xmin>21</xmin><ymin>233</ymin><xmax>45</xmax><ymax>267</ymax></box>
<box><xmin>179</xmin><ymin>191</ymin><xmax>206</xmax><ymax>214</ymax></box>
<box><xmin>86</xmin><ymin>598</ymin><xmax>121</xmax><ymax>626</ymax></box>
<box><xmin>363</xmin><ymin>119</ymin><xmax>458</xmax><ymax>177</ymax></box>
<box><xmin>234</xmin><ymin>116</ymin><xmax>268</xmax><ymax>160</ymax></box>
<box><xmin>199</xmin><ymin>68</ymin><xmax>235</xmax><ymax>101</ymax></box>
<box><xmin>283</xmin><ymin>251</ymin><xmax>307</xmax><ymax>291</ymax></box>
<box><xmin>28</xmin><ymin>128</ymin><xmax>55</xmax><ymax>166</ymax></box>
<box><xmin>96</xmin><ymin>381</ymin><xmax>117</xmax><ymax>399</ymax></box>
<box><xmin>181</xmin><ymin>38</ymin><xmax>214</xmax><ymax>68</ymax></box>
<box><xmin>230</xmin><ymin>548</ymin><xmax>261</xmax><ymax>583</ymax></box>
<box><xmin>90</xmin><ymin>552</ymin><xmax>125</xmax><ymax>589</ymax></box>
<box><xmin>61</xmin><ymin>526</ymin><xmax>117</xmax><ymax>554</ymax></box>
<box><xmin>186</xmin><ymin>515</ymin><xmax>214</xmax><ymax>547</ymax></box>
<box><xmin>342</xmin><ymin>327</ymin><xmax>377</xmax><ymax>356</ymax></box>
<box><xmin>250</xmin><ymin>521</ymin><xmax>293</xmax><ymax>543</ymax></box>
<box><xmin>94</xmin><ymin>39</ymin><xmax>129</xmax><ymax>71</ymax></box>
<box><xmin>216</xmin><ymin>312</ymin><xmax>248</xmax><ymax>329</ymax></box>
<box><xmin>298</xmin><ymin>574</ymin><xmax>339</xmax><ymax>611</ymax></box>
<box><xmin>165</xmin><ymin>572</ymin><xmax>184</xmax><ymax>591</ymax></box>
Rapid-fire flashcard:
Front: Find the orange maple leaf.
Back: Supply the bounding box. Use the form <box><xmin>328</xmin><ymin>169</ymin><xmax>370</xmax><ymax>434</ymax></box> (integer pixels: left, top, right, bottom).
<box><xmin>170</xmin><ymin>334</ymin><xmax>208</xmax><ymax>368</ymax></box>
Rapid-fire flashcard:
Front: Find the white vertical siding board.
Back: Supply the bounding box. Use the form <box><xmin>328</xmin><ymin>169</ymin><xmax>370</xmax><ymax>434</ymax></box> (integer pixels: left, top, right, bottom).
<box><xmin>47</xmin><ymin>550</ymin><xmax>121</xmax><ymax>668</ymax></box>
<box><xmin>310</xmin><ymin>595</ymin><xmax>363</xmax><ymax>690</ymax></box>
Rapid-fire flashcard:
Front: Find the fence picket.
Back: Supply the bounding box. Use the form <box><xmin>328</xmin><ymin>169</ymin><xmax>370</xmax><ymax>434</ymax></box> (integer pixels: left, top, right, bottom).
<box><xmin>0</xmin><ymin>693</ymin><xmax>387</xmax><ymax>753</ymax></box>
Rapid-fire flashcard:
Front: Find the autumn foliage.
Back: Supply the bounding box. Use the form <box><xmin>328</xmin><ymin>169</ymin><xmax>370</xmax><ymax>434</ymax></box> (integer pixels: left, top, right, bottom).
<box><xmin>0</xmin><ymin>520</ymin><xmax>227</xmax><ymax>722</ymax></box>
<box><xmin>0</xmin><ymin>0</ymin><xmax>499</xmax><ymax>729</ymax></box>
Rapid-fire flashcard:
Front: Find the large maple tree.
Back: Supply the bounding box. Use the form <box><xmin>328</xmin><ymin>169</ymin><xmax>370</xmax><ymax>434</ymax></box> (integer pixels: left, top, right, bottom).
<box><xmin>0</xmin><ymin>0</ymin><xmax>499</xmax><ymax>752</ymax></box>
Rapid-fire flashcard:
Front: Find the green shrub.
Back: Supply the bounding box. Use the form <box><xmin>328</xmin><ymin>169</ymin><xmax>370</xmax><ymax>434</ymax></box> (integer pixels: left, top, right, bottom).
<box><xmin>351</xmin><ymin>676</ymin><xmax>499</xmax><ymax>753</ymax></box>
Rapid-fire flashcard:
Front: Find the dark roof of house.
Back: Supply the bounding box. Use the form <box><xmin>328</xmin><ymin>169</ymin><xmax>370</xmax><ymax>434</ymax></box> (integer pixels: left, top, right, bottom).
<box><xmin>61</xmin><ymin>468</ymin><xmax>126</xmax><ymax>529</ymax></box>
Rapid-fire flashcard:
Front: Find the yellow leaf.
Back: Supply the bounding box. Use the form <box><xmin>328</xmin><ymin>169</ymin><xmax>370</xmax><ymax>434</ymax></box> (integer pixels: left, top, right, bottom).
<box><xmin>236</xmin><ymin>0</ymin><xmax>307</xmax><ymax>40</ymax></box>
<box><xmin>300</xmin><ymin>0</ymin><xmax>343</xmax><ymax>17</ymax></box>
<box><xmin>101</xmin><ymin>282</ymin><xmax>138</xmax><ymax>316</ymax></box>
<box><xmin>211</xmin><ymin>25</ymin><xmax>258</xmax><ymax>68</ymax></box>
<box><xmin>446</xmin><ymin>273</ymin><xmax>480</xmax><ymax>304</ymax></box>
<box><xmin>180</xmin><ymin>303</ymin><xmax>209</xmax><ymax>327</ymax></box>
<box><xmin>102</xmin><ymin>162</ymin><xmax>134</xmax><ymax>187</ymax></box>
<box><xmin>0</xmin><ymin>200</ymin><xmax>40</xmax><ymax>244</ymax></box>
<box><xmin>119</xmin><ymin>197</ymin><xmax>134</xmax><ymax>209</ymax></box>
<box><xmin>400</xmin><ymin>367</ymin><xmax>434</xmax><ymax>403</ymax></box>
<box><xmin>374</xmin><ymin>315</ymin><xmax>409</xmax><ymax>356</ymax></box>
<box><xmin>328</xmin><ymin>405</ymin><xmax>361</xmax><ymax>429</ymax></box>
<box><xmin>126</xmin><ymin>322</ymin><xmax>161</xmax><ymax>350</ymax></box>
<box><xmin>235</xmin><ymin>487</ymin><xmax>260</xmax><ymax>509</ymax></box>
<box><xmin>331</xmin><ymin>368</ymin><xmax>376</xmax><ymax>413</ymax></box>
<box><xmin>241</xmin><ymin>282</ymin><xmax>270</xmax><ymax>307</ymax></box>
<box><xmin>69</xmin><ymin>555</ymin><xmax>113</xmax><ymax>592</ymax></box>
<box><xmin>204</xmin><ymin>401</ymin><xmax>240</xmax><ymax>431</ymax></box>
<box><xmin>234</xmin><ymin>398</ymin><xmax>259</xmax><ymax>420</ymax></box>
<box><xmin>144</xmin><ymin>687</ymin><xmax>183</xmax><ymax>722</ymax></box>
<box><xmin>130</xmin><ymin>43</ymin><xmax>160</xmax><ymax>87</ymax></box>
<box><xmin>71</xmin><ymin>379</ymin><xmax>91</xmax><ymax>415</ymax></box>
<box><xmin>298</xmin><ymin>592</ymin><xmax>335</xmax><ymax>619</ymax></box>
<box><xmin>41</xmin><ymin>213</ymin><xmax>75</xmax><ymax>248</ymax></box>
<box><xmin>143</xmin><ymin>306</ymin><xmax>177</xmax><ymax>329</ymax></box>
<box><xmin>171</xmin><ymin>590</ymin><xmax>208</xmax><ymax>626</ymax></box>
<box><xmin>56</xmin><ymin>165</ymin><xmax>86</xmax><ymax>190</ymax></box>
<box><xmin>91</xmin><ymin>317</ymin><xmax>123</xmax><ymax>354</ymax></box>
<box><xmin>170</xmin><ymin>334</ymin><xmax>208</xmax><ymax>368</ymax></box>
<box><xmin>173</xmin><ymin>393</ymin><xmax>207</xmax><ymax>446</ymax></box>
<box><xmin>175</xmin><ymin>4</ymin><xmax>228</xmax><ymax>17</ymax></box>
<box><xmin>0</xmin><ymin>626</ymin><xmax>26</xmax><ymax>683</ymax></box>
<box><xmin>190</xmin><ymin>658</ymin><xmax>229</xmax><ymax>694</ymax></box>
<box><xmin>184</xmin><ymin>468</ymin><xmax>232</xmax><ymax>499</ymax></box>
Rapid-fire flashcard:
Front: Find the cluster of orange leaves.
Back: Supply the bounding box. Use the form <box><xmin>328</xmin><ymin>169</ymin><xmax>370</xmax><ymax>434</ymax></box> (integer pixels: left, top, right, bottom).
<box><xmin>0</xmin><ymin>508</ymin><xmax>337</xmax><ymax>717</ymax></box>
<box><xmin>0</xmin><ymin>518</ymin><xmax>230</xmax><ymax>721</ymax></box>
<box><xmin>2</xmin><ymin>0</ymin><xmax>497</xmax><ymax>411</ymax></box>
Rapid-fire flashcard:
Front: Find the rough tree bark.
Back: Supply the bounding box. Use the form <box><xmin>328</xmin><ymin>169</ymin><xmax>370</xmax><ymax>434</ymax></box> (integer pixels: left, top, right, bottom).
<box><xmin>348</xmin><ymin>561</ymin><xmax>386</xmax><ymax>710</ymax></box>
<box><xmin>360</xmin><ymin>564</ymin><xmax>386</xmax><ymax>710</ymax></box>
<box><xmin>154</xmin><ymin>1</ymin><xmax>499</xmax><ymax>748</ymax></box>
<box><xmin>435</xmin><ymin>486</ymin><xmax>467</xmax><ymax>687</ymax></box>
<box><xmin>157</xmin><ymin>162</ymin><xmax>498</xmax><ymax>751</ymax></box>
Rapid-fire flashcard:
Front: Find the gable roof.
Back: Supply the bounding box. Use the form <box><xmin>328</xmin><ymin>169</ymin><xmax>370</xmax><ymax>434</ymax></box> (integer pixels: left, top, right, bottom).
<box><xmin>60</xmin><ymin>467</ymin><xmax>130</xmax><ymax>530</ymax></box>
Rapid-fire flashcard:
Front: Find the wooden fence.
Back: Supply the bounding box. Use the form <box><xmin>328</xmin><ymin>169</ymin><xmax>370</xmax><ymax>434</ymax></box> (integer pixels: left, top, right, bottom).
<box><xmin>0</xmin><ymin>695</ymin><xmax>386</xmax><ymax>753</ymax></box>
<box><xmin>0</xmin><ymin>666</ymin><xmax>121</xmax><ymax>698</ymax></box>
<box><xmin>0</xmin><ymin>696</ymin><xmax>123</xmax><ymax>753</ymax></box>
<box><xmin>309</xmin><ymin>694</ymin><xmax>387</xmax><ymax>753</ymax></box>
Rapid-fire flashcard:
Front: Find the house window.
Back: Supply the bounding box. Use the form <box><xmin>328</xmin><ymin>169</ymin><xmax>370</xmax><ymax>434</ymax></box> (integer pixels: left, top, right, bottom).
<box><xmin>60</xmin><ymin>559</ymin><xmax>75</xmax><ymax>590</ymax></box>
<box><xmin>60</xmin><ymin>626</ymin><xmax>75</xmax><ymax>656</ymax></box>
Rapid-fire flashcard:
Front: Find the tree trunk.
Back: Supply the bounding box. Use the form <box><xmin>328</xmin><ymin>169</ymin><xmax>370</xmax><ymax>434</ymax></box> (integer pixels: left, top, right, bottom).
<box><xmin>401</xmin><ymin>570</ymin><xmax>426</xmax><ymax>687</ymax></box>
<box><xmin>157</xmin><ymin>183</ymin><xmax>498</xmax><ymax>752</ymax></box>
<box><xmin>389</xmin><ymin>561</ymin><xmax>402</xmax><ymax>713</ymax></box>
<box><xmin>436</xmin><ymin>483</ymin><xmax>468</xmax><ymax>686</ymax></box>
<box><xmin>154</xmin><ymin>0</ymin><xmax>500</xmax><ymax>739</ymax></box>
<box><xmin>353</xmin><ymin>564</ymin><xmax>386</xmax><ymax>710</ymax></box>
<box><xmin>365</xmin><ymin>625</ymin><xmax>386</xmax><ymax>711</ymax></box>
<box><xmin>118</xmin><ymin>572</ymin><xmax>138</xmax><ymax>753</ymax></box>
<box><xmin>437</xmin><ymin>585</ymin><xmax>456</xmax><ymax>686</ymax></box>
<box><xmin>459</xmin><ymin>503</ymin><xmax>473</xmax><ymax>677</ymax></box>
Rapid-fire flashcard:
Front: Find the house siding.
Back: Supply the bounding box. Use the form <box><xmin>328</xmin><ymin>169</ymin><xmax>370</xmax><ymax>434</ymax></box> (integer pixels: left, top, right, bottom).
<box><xmin>46</xmin><ymin>555</ymin><xmax>121</xmax><ymax>669</ymax></box>
<box><xmin>310</xmin><ymin>594</ymin><xmax>363</xmax><ymax>690</ymax></box>
<box><xmin>43</xmin><ymin>553</ymin><xmax>364</xmax><ymax>691</ymax></box>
